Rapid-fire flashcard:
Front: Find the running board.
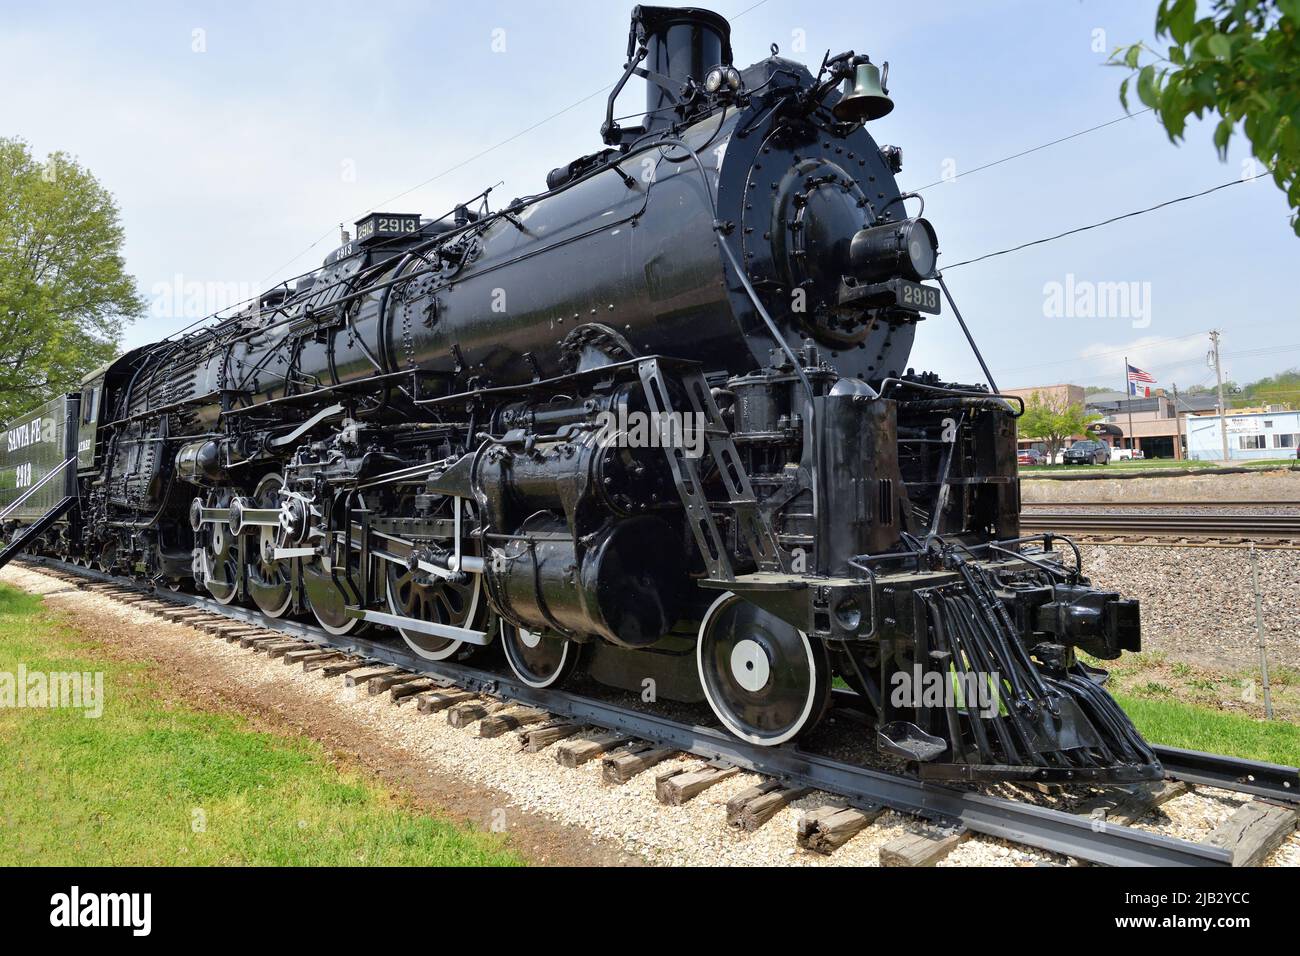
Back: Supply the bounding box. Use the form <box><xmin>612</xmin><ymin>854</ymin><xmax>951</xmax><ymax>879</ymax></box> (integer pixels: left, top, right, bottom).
<box><xmin>342</xmin><ymin>606</ymin><xmax>491</xmax><ymax>645</ymax></box>
<box><xmin>0</xmin><ymin>496</ymin><xmax>76</xmax><ymax>570</ymax></box>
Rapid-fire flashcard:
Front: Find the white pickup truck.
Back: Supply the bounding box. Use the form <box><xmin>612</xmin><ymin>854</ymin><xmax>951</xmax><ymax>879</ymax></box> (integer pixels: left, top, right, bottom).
<box><xmin>1109</xmin><ymin>448</ymin><xmax>1145</xmax><ymax>461</ymax></box>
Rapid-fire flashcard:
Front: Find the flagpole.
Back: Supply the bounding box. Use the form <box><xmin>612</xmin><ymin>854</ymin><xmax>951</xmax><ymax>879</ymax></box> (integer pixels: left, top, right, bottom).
<box><xmin>1124</xmin><ymin>356</ymin><xmax>1135</xmax><ymax>454</ymax></box>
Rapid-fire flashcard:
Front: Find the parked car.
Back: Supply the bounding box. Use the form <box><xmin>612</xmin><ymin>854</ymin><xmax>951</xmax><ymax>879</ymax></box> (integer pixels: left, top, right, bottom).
<box><xmin>1063</xmin><ymin>440</ymin><xmax>1111</xmax><ymax>465</ymax></box>
<box><xmin>1017</xmin><ymin>448</ymin><xmax>1046</xmax><ymax>466</ymax></box>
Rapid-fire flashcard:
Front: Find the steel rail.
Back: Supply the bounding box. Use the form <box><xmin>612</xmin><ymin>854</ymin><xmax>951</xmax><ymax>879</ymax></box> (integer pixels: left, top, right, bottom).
<box><xmin>1155</xmin><ymin>745</ymin><xmax>1299</xmax><ymax>801</ymax></box>
<box><xmin>20</xmin><ymin>557</ymin><xmax>1252</xmax><ymax>868</ymax></box>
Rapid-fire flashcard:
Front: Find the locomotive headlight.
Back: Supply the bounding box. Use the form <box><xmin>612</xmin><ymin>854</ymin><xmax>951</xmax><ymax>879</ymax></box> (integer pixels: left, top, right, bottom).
<box><xmin>703</xmin><ymin>66</ymin><xmax>741</xmax><ymax>95</ymax></box>
<box><xmin>849</xmin><ymin>216</ymin><xmax>939</xmax><ymax>281</ymax></box>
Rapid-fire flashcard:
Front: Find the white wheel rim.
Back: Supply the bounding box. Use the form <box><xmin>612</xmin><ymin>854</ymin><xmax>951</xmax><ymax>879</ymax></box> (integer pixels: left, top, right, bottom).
<box><xmin>384</xmin><ymin>558</ymin><xmax>479</xmax><ymax>661</ymax></box>
<box><xmin>696</xmin><ymin>591</ymin><xmax>819</xmax><ymax>747</ymax></box>
<box><xmin>504</xmin><ymin>624</ymin><xmax>570</xmax><ymax>688</ymax></box>
<box><xmin>248</xmin><ymin>474</ymin><xmax>293</xmax><ymax>617</ymax></box>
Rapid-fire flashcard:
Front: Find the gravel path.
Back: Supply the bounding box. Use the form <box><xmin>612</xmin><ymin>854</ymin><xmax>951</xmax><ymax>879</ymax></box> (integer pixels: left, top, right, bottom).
<box><xmin>2</xmin><ymin>564</ymin><xmax>1296</xmax><ymax>867</ymax></box>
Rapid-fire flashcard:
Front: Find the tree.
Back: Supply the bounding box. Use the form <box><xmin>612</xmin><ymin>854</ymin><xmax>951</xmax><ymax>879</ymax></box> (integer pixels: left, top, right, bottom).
<box><xmin>0</xmin><ymin>138</ymin><xmax>143</xmax><ymax>422</ymax></box>
<box><xmin>1018</xmin><ymin>392</ymin><xmax>1102</xmax><ymax>465</ymax></box>
<box><xmin>1236</xmin><ymin>367</ymin><xmax>1300</xmax><ymax>407</ymax></box>
<box><xmin>1111</xmin><ymin>1</ymin><xmax>1299</xmax><ymax>236</ymax></box>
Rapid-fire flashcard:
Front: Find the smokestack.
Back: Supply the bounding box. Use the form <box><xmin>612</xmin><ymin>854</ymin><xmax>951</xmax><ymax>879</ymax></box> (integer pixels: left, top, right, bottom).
<box><xmin>633</xmin><ymin>6</ymin><xmax>732</xmax><ymax>133</ymax></box>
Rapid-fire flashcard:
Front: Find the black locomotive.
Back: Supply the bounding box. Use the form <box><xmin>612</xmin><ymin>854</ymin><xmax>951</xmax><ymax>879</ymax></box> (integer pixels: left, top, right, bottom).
<box><xmin>0</xmin><ymin>6</ymin><xmax>1159</xmax><ymax>784</ymax></box>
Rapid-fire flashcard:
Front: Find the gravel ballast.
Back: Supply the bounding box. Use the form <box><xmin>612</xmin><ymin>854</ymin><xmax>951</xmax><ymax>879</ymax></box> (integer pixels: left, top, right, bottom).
<box><xmin>1078</xmin><ymin>544</ymin><xmax>1300</xmax><ymax>671</ymax></box>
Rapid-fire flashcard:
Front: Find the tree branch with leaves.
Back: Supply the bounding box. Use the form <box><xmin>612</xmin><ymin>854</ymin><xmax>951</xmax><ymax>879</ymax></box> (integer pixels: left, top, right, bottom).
<box><xmin>1018</xmin><ymin>392</ymin><xmax>1102</xmax><ymax>465</ymax></box>
<box><xmin>1111</xmin><ymin>0</ymin><xmax>1299</xmax><ymax>235</ymax></box>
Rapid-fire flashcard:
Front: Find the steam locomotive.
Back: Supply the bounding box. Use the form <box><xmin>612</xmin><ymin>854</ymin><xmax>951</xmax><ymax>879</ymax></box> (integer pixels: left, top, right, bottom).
<box><xmin>0</xmin><ymin>6</ymin><xmax>1160</xmax><ymax>784</ymax></box>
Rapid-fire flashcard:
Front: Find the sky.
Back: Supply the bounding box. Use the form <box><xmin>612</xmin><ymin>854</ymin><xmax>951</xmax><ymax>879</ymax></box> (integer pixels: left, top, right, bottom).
<box><xmin>2</xmin><ymin>0</ymin><xmax>1296</xmax><ymax>395</ymax></box>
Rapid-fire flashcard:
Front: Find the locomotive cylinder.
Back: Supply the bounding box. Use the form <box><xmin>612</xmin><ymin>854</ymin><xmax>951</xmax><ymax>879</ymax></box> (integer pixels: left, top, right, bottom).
<box><xmin>486</xmin><ymin>512</ymin><xmax>687</xmax><ymax>647</ymax></box>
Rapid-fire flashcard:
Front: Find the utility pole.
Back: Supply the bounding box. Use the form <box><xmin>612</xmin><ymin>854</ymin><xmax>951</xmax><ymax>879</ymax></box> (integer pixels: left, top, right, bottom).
<box><xmin>1123</xmin><ymin>355</ymin><xmax>1136</xmax><ymax>454</ymax></box>
<box><xmin>1172</xmin><ymin>382</ymin><xmax>1183</xmax><ymax>460</ymax></box>
<box><xmin>1209</xmin><ymin>330</ymin><xmax>1229</xmax><ymax>461</ymax></box>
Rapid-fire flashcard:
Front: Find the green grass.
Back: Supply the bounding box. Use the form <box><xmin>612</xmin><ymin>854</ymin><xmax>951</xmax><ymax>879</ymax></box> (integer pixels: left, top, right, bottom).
<box><xmin>0</xmin><ymin>584</ymin><xmax>522</xmax><ymax>866</ymax></box>
<box><xmin>1117</xmin><ymin>692</ymin><xmax>1300</xmax><ymax>767</ymax></box>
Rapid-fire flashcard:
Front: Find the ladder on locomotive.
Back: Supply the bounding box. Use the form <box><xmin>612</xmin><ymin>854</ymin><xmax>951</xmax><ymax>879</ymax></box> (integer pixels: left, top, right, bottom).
<box><xmin>636</xmin><ymin>358</ymin><xmax>784</xmax><ymax>581</ymax></box>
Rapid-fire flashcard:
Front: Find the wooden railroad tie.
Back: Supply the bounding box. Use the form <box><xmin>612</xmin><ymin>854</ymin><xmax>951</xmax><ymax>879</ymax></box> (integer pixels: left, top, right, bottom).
<box><xmin>517</xmin><ymin>720</ymin><xmax>581</xmax><ymax>753</ymax></box>
<box><xmin>266</xmin><ymin>641</ymin><xmax>313</xmax><ymax>660</ymax></box>
<box><xmin>1073</xmin><ymin>780</ymin><xmax>1188</xmax><ymax>828</ymax></box>
<box><xmin>554</xmin><ymin>730</ymin><xmax>633</xmax><ymax>768</ymax></box>
<box><xmin>208</xmin><ymin>623</ymin><xmax>259</xmax><ymax>637</ymax></box>
<box><xmin>253</xmin><ymin>639</ymin><xmax>303</xmax><ymax>655</ymax></box>
<box><xmin>1203</xmin><ymin>801</ymin><xmax>1299</xmax><ymax>867</ymax></box>
<box><xmin>447</xmin><ymin>698</ymin><xmax>510</xmax><ymax>729</ymax></box>
<box><xmin>222</xmin><ymin>627</ymin><xmax>271</xmax><ymax>643</ymax></box>
<box><xmin>239</xmin><ymin>633</ymin><xmax>285</xmax><ymax>649</ymax></box>
<box><xmin>301</xmin><ymin>653</ymin><xmax>350</xmax><ymax>673</ymax></box>
<box><xmin>655</xmin><ymin>764</ymin><xmax>739</xmax><ymax>806</ymax></box>
<box><xmin>478</xmin><ymin>706</ymin><xmax>551</xmax><ymax>739</ymax></box>
<box><xmin>726</xmin><ymin>780</ymin><xmax>812</xmax><ymax>831</ymax></box>
<box><xmin>797</xmin><ymin>804</ymin><xmax>884</xmax><ymax>855</ymax></box>
<box><xmin>366</xmin><ymin>672</ymin><xmax>424</xmax><ymax>695</ymax></box>
<box><xmin>602</xmin><ymin>743</ymin><xmax>676</xmax><ymax>784</ymax></box>
<box><xmin>314</xmin><ymin>657</ymin><xmax>367</xmax><ymax>677</ymax></box>
<box><xmin>284</xmin><ymin>649</ymin><xmax>341</xmax><ymax>667</ymax></box>
<box><xmin>344</xmin><ymin>666</ymin><xmax>402</xmax><ymax>689</ymax></box>
<box><xmin>879</xmin><ymin>827</ymin><xmax>971</xmax><ymax>867</ymax></box>
<box><xmin>391</xmin><ymin>678</ymin><xmax>438</xmax><ymax>703</ymax></box>
<box><xmin>160</xmin><ymin>610</ymin><xmax>207</xmax><ymax>622</ymax></box>
<box><xmin>416</xmin><ymin>688</ymin><xmax>478</xmax><ymax>714</ymax></box>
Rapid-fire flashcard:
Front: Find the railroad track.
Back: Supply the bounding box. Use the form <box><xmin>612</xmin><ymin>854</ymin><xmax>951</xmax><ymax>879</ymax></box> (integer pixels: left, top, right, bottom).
<box><xmin>1027</xmin><ymin>500</ymin><xmax>1300</xmax><ymax>509</ymax></box>
<box><xmin>17</xmin><ymin>557</ymin><xmax>1300</xmax><ymax>868</ymax></box>
<box><xmin>1019</xmin><ymin>509</ymin><xmax>1300</xmax><ymax>546</ymax></box>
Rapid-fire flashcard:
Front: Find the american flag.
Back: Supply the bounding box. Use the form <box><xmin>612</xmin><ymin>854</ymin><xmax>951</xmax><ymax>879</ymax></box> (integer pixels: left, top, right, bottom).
<box><xmin>1127</xmin><ymin>364</ymin><xmax>1155</xmax><ymax>384</ymax></box>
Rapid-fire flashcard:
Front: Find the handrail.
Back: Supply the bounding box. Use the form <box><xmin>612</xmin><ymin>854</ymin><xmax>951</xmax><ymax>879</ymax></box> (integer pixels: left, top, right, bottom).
<box><xmin>0</xmin><ymin>457</ymin><xmax>76</xmax><ymax>522</ymax></box>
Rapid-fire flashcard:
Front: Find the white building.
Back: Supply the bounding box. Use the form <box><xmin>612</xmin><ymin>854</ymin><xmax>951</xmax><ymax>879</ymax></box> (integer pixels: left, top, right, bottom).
<box><xmin>1185</xmin><ymin>409</ymin><xmax>1300</xmax><ymax>461</ymax></box>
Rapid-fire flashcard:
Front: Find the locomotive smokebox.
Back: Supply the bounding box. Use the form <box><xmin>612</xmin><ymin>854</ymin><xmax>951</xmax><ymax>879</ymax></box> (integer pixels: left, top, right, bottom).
<box><xmin>634</xmin><ymin>5</ymin><xmax>732</xmax><ymax>132</ymax></box>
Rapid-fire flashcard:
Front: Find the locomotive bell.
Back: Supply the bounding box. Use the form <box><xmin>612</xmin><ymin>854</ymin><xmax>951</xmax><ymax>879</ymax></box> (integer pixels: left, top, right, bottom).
<box><xmin>833</xmin><ymin>59</ymin><xmax>893</xmax><ymax>122</ymax></box>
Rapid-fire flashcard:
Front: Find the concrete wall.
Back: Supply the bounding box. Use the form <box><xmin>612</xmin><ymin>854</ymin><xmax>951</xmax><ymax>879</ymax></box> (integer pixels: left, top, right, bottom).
<box><xmin>1020</xmin><ymin>468</ymin><xmax>1300</xmax><ymax>503</ymax></box>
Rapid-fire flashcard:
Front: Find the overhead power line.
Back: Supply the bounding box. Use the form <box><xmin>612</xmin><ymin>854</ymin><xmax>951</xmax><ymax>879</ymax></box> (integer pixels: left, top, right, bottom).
<box><xmin>944</xmin><ymin>176</ymin><xmax>1263</xmax><ymax>270</ymax></box>
<box><xmin>913</xmin><ymin>109</ymin><xmax>1153</xmax><ymax>193</ymax></box>
<box><xmin>261</xmin><ymin>0</ymin><xmax>773</xmax><ymax>285</ymax></box>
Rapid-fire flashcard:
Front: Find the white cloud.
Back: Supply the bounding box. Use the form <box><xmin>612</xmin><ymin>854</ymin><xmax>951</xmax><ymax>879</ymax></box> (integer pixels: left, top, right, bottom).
<box><xmin>1076</xmin><ymin>334</ymin><xmax>1212</xmax><ymax>388</ymax></box>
